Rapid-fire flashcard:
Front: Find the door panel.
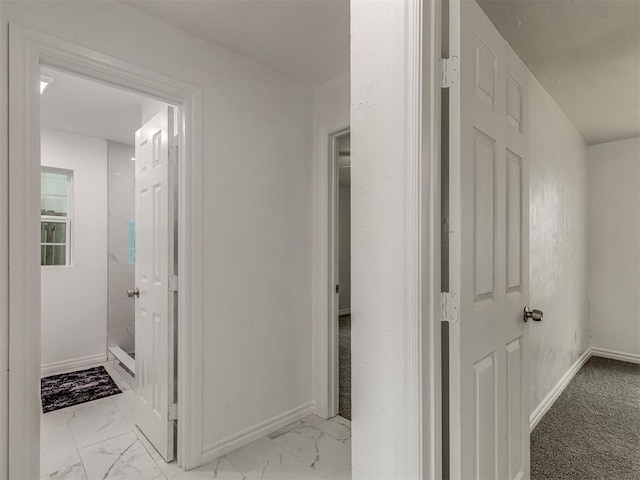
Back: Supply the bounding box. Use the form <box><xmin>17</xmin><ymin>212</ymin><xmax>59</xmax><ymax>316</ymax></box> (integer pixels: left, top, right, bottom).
<box><xmin>506</xmin><ymin>337</ymin><xmax>523</xmax><ymax>479</ymax></box>
<box><xmin>449</xmin><ymin>1</ymin><xmax>530</xmax><ymax>478</ymax></box>
<box><xmin>134</xmin><ymin>106</ymin><xmax>176</xmax><ymax>462</ymax></box>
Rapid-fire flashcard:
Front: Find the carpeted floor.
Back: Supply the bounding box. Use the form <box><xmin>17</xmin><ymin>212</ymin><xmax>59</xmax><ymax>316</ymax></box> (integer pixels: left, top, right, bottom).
<box><xmin>338</xmin><ymin>314</ymin><xmax>351</xmax><ymax>420</ymax></box>
<box><xmin>531</xmin><ymin>356</ymin><xmax>640</xmax><ymax>479</ymax></box>
<box><xmin>41</xmin><ymin>366</ymin><xmax>121</xmax><ymax>413</ymax></box>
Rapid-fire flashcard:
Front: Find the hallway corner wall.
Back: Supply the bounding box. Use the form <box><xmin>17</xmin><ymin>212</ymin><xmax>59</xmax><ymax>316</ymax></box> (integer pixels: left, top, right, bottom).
<box><xmin>587</xmin><ymin>136</ymin><xmax>640</xmax><ymax>358</ymax></box>
<box><xmin>311</xmin><ymin>71</ymin><xmax>350</xmax><ymax>415</ymax></box>
<box><xmin>528</xmin><ymin>77</ymin><xmax>590</xmax><ymax>416</ymax></box>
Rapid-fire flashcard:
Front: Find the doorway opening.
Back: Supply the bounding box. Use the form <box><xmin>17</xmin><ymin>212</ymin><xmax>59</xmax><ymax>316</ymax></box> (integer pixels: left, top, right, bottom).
<box><xmin>8</xmin><ymin>23</ymin><xmax>204</xmax><ymax>478</ymax></box>
<box><xmin>335</xmin><ymin>132</ymin><xmax>351</xmax><ymax>421</ymax></box>
<box><xmin>38</xmin><ymin>66</ymin><xmax>180</xmax><ymax>478</ymax></box>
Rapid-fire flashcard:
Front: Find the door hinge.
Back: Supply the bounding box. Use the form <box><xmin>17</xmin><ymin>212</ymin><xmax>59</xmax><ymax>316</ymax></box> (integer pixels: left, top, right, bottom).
<box><xmin>440</xmin><ymin>56</ymin><xmax>459</xmax><ymax>88</ymax></box>
<box><xmin>168</xmin><ymin>403</ymin><xmax>178</xmax><ymax>421</ymax></box>
<box><xmin>336</xmin><ymin>284</ymin><xmax>339</xmax><ymax>294</ymax></box>
<box><xmin>441</xmin><ymin>292</ymin><xmax>459</xmax><ymax>323</ymax></box>
<box><xmin>169</xmin><ymin>275</ymin><xmax>179</xmax><ymax>292</ymax></box>
<box><xmin>169</xmin><ymin>145</ymin><xmax>178</xmax><ymax>164</ymax></box>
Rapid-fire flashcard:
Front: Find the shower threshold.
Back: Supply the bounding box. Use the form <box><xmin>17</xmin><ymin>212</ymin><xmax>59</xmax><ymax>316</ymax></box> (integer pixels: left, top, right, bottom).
<box><xmin>108</xmin><ymin>345</ymin><xmax>135</xmax><ymax>377</ymax></box>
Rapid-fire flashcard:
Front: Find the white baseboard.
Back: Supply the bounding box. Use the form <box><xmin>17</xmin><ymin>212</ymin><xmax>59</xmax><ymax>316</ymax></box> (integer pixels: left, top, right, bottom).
<box><xmin>590</xmin><ymin>347</ymin><xmax>640</xmax><ymax>364</ymax></box>
<box><xmin>338</xmin><ymin>309</ymin><xmax>351</xmax><ymax>316</ymax></box>
<box><xmin>529</xmin><ymin>348</ymin><xmax>592</xmax><ymax>432</ymax></box>
<box><xmin>201</xmin><ymin>401</ymin><xmax>317</xmax><ymax>464</ymax></box>
<box><xmin>41</xmin><ymin>353</ymin><xmax>108</xmax><ymax>376</ymax></box>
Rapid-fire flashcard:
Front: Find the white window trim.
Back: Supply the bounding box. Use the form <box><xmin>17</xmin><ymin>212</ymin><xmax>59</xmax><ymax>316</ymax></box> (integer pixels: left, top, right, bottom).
<box><xmin>40</xmin><ymin>167</ymin><xmax>73</xmax><ymax>267</ymax></box>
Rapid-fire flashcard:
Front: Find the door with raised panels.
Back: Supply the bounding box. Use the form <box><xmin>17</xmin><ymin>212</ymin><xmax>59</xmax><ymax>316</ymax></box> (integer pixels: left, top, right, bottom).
<box><xmin>448</xmin><ymin>1</ymin><xmax>531</xmax><ymax>478</ymax></box>
<box><xmin>133</xmin><ymin>106</ymin><xmax>177</xmax><ymax>462</ymax></box>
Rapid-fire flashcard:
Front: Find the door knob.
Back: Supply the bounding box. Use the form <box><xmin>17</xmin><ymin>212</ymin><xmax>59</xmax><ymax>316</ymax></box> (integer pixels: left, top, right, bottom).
<box><xmin>524</xmin><ymin>306</ymin><xmax>543</xmax><ymax>322</ymax></box>
<box><xmin>127</xmin><ymin>288</ymin><xmax>140</xmax><ymax>298</ymax></box>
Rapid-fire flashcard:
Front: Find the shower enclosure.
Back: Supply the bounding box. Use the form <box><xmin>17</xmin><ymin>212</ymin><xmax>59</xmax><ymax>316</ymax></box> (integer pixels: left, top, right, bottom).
<box><xmin>107</xmin><ymin>141</ymin><xmax>136</xmax><ymax>377</ymax></box>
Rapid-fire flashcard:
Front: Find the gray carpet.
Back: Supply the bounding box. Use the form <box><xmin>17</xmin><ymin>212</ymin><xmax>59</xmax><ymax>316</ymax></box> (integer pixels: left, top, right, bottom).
<box><xmin>531</xmin><ymin>356</ymin><xmax>640</xmax><ymax>479</ymax></box>
<box><xmin>338</xmin><ymin>315</ymin><xmax>351</xmax><ymax>420</ymax></box>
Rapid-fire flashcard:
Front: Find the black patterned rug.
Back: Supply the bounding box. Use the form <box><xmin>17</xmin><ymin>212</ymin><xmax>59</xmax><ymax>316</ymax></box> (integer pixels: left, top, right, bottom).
<box><xmin>41</xmin><ymin>366</ymin><xmax>122</xmax><ymax>413</ymax></box>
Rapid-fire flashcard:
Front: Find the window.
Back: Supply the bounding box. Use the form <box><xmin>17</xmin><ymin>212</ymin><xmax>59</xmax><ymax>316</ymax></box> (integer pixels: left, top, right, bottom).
<box><xmin>41</xmin><ymin>168</ymin><xmax>73</xmax><ymax>266</ymax></box>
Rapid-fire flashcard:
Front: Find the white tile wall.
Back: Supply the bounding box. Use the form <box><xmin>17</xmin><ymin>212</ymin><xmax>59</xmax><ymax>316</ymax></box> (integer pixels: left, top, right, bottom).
<box><xmin>107</xmin><ymin>142</ymin><xmax>135</xmax><ymax>354</ymax></box>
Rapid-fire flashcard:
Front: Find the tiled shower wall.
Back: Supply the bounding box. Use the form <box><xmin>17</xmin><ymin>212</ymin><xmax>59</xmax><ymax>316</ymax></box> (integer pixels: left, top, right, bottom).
<box><xmin>107</xmin><ymin>141</ymin><xmax>135</xmax><ymax>353</ymax></box>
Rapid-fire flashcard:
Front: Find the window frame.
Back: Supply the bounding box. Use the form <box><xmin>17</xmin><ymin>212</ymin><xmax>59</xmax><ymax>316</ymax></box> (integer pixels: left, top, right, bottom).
<box><xmin>40</xmin><ymin>166</ymin><xmax>73</xmax><ymax>267</ymax></box>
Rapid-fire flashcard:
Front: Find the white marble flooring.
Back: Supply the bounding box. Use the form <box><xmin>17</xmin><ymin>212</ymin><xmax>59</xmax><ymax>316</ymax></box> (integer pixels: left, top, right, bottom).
<box><xmin>41</xmin><ymin>362</ymin><xmax>352</xmax><ymax>480</ymax></box>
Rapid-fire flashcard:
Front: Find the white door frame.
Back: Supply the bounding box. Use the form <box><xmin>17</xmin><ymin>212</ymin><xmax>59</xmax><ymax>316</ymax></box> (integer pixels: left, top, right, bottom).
<box><xmin>418</xmin><ymin>0</ymin><xmax>443</xmax><ymax>477</ymax></box>
<box><xmin>313</xmin><ymin>0</ymin><xmax>442</xmax><ymax>477</ymax></box>
<box><xmin>8</xmin><ymin>23</ymin><xmax>204</xmax><ymax>478</ymax></box>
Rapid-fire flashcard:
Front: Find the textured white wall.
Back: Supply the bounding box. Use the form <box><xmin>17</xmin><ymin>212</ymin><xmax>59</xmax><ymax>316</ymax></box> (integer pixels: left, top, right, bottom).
<box><xmin>351</xmin><ymin>0</ymin><xmax>408</xmax><ymax>476</ymax></box>
<box><xmin>312</xmin><ymin>73</ymin><xmax>350</xmax><ymax>130</ymax></box>
<box><xmin>528</xmin><ymin>78</ymin><xmax>589</xmax><ymax>414</ymax></box>
<box><xmin>0</xmin><ymin>1</ymin><xmax>313</xmax><ymax>468</ymax></box>
<box><xmin>40</xmin><ymin>129</ymin><xmax>109</xmax><ymax>369</ymax></box>
<box><xmin>588</xmin><ymin>137</ymin><xmax>640</xmax><ymax>357</ymax></box>
<box><xmin>107</xmin><ymin>141</ymin><xmax>136</xmax><ymax>354</ymax></box>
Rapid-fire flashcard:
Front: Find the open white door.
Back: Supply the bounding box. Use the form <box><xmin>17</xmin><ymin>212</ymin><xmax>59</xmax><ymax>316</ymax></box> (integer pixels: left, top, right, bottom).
<box><xmin>133</xmin><ymin>106</ymin><xmax>177</xmax><ymax>462</ymax></box>
<box><xmin>448</xmin><ymin>1</ymin><xmax>531</xmax><ymax>478</ymax></box>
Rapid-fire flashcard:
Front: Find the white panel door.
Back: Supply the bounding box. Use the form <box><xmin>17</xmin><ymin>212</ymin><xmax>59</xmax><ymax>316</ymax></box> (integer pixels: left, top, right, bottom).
<box><xmin>448</xmin><ymin>1</ymin><xmax>530</xmax><ymax>479</ymax></box>
<box><xmin>134</xmin><ymin>106</ymin><xmax>177</xmax><ymax>462</ymax></box>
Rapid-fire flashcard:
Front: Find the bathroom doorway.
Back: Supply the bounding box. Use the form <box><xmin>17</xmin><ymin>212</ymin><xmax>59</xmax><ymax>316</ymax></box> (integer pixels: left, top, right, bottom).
<box><xmin>38</xmin><ymin>66</ymin><xmax>181</xmax><ymax>478</ymax></box>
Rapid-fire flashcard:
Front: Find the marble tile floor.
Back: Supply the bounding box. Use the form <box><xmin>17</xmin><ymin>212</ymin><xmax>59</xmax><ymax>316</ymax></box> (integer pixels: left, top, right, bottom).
<box><xmin>41</xmin><ymin>362</ymin><xmax>352</xmax><ymax>480</ymax></box>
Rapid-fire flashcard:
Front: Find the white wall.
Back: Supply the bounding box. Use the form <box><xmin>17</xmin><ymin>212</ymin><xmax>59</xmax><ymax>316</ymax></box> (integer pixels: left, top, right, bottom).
<box><xmin>588</xmin><ymin>136</ymin><xmax>640</xmax><ymax>357</ymax></box>
<box><xmin>40</xmin><ymin>129</ymin><xmax>109</xmax><ymax>370</ymax></box>
<box><xmin>338</xmin><ymin>185</ymin><xmax>351</xmax><ymax>313</ymax></box>
<box><xmin>107</xmin><ymin>141</ymin><xmax>136</xmax><ymax>354</ymax></box>
<box><xmin>528</xmin><ymin>78</ymin><xmax>590</xmax><ymax>414</ymax></box>
<box><xmin>0</xmin><ymin>1</ymin><xmax>314</xmax><ymax>469</ymax></box>
<box><xmin>312</xmin><ymin>73</ymin><xmax>350</xmax><ymax>131</ymax></box>
<box><xmin>351</xmin><ymin>1</ymin><xmax>409</xmax><ymax>476</ymax></box>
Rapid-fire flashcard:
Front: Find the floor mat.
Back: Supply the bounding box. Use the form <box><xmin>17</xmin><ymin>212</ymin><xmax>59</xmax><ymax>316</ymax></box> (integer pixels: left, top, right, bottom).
<box><xmin>531</xmin><ymin>356</ymin><xmax>640</xmax><ymax>479</ymax></box>
<box><xmin>41</xmin><ymin>365</ymin><xmax>122</xmax><ymax>413</ymax></box>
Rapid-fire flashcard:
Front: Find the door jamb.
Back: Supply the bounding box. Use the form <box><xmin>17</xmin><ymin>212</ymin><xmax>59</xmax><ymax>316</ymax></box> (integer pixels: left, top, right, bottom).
<box><xmin>403</xmin><ymin>0</ymin><xmax>442</xmax><ymax>477</ymax></box>
<box><xmin>8</xmin><ymin>23</ymin><xmax>204</xmax><ymax>478</ymax></box>
<box><xmin>420</xmin><ymin>0</ymin><xmax>443</xmax><ymax>477</ymax></box>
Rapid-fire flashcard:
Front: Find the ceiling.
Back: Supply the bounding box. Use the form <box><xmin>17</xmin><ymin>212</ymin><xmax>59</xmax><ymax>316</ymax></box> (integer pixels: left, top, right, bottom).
<box><xmin>41</xmin><ymin>68</ymin><xmax>165</xmax><ymax>145</ymax></box>
<box><xmin>122</xmin><ymin>0</ymin><xmax>350</xmax><ymax>87</ymax></box>
<box><xmin>478</xmin><ymin>0</ymin><xmax>640</xmax><ymax>145</ymax></box>
<box><xmin>121</xmin><ymin>0</ymin><xmax>637</xmax><ymax>145</ymax></box>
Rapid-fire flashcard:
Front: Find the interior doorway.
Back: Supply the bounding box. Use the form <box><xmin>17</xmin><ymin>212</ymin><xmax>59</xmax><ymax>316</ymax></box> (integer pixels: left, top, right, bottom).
<box><xmin>335</xmin><ymin>132</ymin><xmax>351</xmax><ymax>421</ymax></box>
<box><xmin>38</xmin><ymin>66</ymin><xmax>181</xmax><ymax>478</ymax></box>
<box><xmin>8</xmin><ymin>24</ymin><xmax>205</xmax><ymax>478</ymax></box>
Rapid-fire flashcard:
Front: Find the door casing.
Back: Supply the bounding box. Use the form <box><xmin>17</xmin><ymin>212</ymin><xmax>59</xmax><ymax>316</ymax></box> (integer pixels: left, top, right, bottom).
<box><xmin>8</xmin><ymin>23</ymin><xmax>204</xmax><ymax>478</ymax></box>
